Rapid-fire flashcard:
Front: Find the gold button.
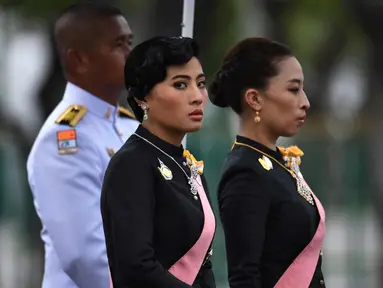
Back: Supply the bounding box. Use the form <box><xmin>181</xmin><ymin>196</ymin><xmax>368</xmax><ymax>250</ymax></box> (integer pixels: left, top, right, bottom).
<box><xmin>119</xmin><ymin>129</ymin><xmax>123</xmax><ymax>136</ymax></box>
<box><xmin>320</xmin><ymin>279</ymin><xmax>325</xmax><ymax>285</ymax></box>
<box><xmin>105</xmin><ymin>108</ymin><xmax>111</xmax><ymax>119</ymax></box>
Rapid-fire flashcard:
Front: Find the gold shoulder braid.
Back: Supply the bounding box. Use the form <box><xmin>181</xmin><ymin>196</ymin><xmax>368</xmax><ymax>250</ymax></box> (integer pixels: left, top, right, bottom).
<box><xmin>55</xmin><ymin>105</ymin><xmax>87</xmax><ymax>127</ymax></box>
<box><xmin>118</xmin><ymin>107</ymin><xmax>136</xmax><ymax>120</ymax></box>
<box><xmin>234</xmin><ymin>141</ymin><xmax>314</xmax><ymax>205</ymax></box>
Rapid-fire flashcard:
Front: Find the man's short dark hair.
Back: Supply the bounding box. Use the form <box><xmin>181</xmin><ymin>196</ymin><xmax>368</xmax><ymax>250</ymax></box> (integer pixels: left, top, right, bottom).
<box><xmin>54</xmin><ymin>2</ymin><xmax>124</xmax><ymax>70</ymax></box>
<box><xmin>56</xmin><ymin>2</ymin><xmax>123</xmax><ymax>22</ymax></box>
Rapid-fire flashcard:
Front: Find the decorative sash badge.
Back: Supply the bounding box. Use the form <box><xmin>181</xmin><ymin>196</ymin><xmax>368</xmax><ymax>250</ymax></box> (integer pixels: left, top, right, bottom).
<box><xmin>183</xmin><ymin>150</ymin><xmax>204</xmax><ymax>186</ymax></box>
<box><xmin>183</xmin><ymin>150</ymin><xmax>204</xmax><ymax>175</ymax></box>
<box><xmin>278</xmin><ymin>145</ymin><xmax>314</xmax><ymax>205</ymax></box>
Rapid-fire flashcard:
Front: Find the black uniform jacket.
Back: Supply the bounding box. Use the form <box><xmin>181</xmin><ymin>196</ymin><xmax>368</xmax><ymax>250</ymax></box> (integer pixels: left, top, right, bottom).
<box><xmin>101</xmin><ymin>125</ymin><xmax>216</xmax><ymax>288</ymax></box>
<box><xmin>218</xmin><ymin>136</ymin><xmax>325</xmax><ymax>288</ymax></box>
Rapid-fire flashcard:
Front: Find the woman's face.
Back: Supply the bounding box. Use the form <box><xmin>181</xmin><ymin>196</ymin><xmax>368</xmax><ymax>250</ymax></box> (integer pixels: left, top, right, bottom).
<box><xmin>144</xmin><ymin>57</ymin><xmax>208</xmax><ymax>134</ymax></box>
<box><xmin>255</xmin><ymin>56</ymin><xmax>310</xmax><ymax>137</ymax></box>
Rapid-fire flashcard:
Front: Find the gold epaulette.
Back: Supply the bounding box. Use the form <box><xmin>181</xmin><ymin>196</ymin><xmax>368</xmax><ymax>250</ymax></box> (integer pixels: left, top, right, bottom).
<box><xmin>118</xmin><ymin>106</ymin><xmax>136</xmax><ymax>120</ymax></box>
<box><xmin>55</xmin><ymin>105</ymin><xmax>87</xmax><ymax>127</ymax></box>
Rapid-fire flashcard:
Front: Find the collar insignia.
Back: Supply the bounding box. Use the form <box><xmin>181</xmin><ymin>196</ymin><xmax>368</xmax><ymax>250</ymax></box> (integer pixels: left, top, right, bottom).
<box><xmin>258</xmin><ymin>155</ymin><xmax>273</xmax><ymax>171</ymax></box>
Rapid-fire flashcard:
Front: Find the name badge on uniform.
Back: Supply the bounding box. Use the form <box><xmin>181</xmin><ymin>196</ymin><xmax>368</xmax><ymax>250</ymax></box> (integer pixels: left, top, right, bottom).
<box><xmin>57</xmin><ymin>129</ymin><xmax>78</xmax><ymax>154</ymax></box>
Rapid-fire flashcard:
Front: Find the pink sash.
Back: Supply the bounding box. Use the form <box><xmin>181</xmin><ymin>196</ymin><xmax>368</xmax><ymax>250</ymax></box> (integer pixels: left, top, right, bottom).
<box><xmin>168</xmin><ymin>176</ymin><xmax>216</xmax><ymax>285</ymax></box>
<box><xmin>275</xmin><ymin>177</ymin><xmax>326</xmax><ymax>288</ymax></box>
<box><xmin>109</xmin><ymin>177</ymin><xmax>216</xmax><ymax>287</ymax></box>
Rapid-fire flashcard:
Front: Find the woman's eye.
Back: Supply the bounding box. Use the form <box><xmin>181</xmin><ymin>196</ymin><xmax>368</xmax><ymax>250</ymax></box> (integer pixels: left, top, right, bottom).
<box><xmin>289</xmin><ymin>87</ymin><xmax>299</xmax><ymax>94</ymax></box>
<box><xmin>198</xmin><ymin>81</ymin><xmax>206</xmax><ymax>88</ymax></box>
<box><xmin>173</xmin><ymin>82</ymin><xmax>187</xmax><ymax>89</ymax></box>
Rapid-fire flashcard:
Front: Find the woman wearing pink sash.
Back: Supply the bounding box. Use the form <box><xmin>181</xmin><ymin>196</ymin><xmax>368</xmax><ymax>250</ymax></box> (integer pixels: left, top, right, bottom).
<box><xmin>101</xmin><ymin>36</ymin><xmax>216</xmax><ymax>288</ymax></box>
<box><xmin>209</xmin><ymin>37</ymin><xmax>326</xmax><ymax>288</ymax></box>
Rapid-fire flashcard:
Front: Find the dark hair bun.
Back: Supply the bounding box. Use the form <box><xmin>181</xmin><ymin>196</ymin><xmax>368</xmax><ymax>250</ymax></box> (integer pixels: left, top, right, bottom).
<box><xmin>209</xmin><ymin>63</ymin><xmax>237</xmax><ymax>108</ymax></box>
<box><xmin>208</xmin><ymin>37</ymin><xmax>292</xmax><ymax>114</ymax></box>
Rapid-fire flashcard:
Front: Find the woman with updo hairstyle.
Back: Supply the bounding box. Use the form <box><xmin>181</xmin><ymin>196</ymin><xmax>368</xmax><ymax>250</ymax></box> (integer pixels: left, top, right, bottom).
<box><xmin>101</xmin><ymin>36</ymin><xmax>216</xmax><ymax>288</ymax></box>
<box><xmin>210</xmin><ymin>37</ymin><xmax>326</xmax><ymax>288</ymax></box>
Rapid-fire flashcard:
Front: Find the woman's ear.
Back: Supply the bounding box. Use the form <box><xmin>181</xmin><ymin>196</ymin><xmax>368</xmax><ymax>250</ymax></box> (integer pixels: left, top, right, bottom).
<box><xmin>244</xmin><ymin>88</ymin><xmax>263</xmax><ymax>112</ymax></box>
<box><xmin>134</xmin><ymin>97</ymin><xmax>142</xmax><ymax>105</ymax></box>
<box><xmin>133</xmin><ymin>98</ymin><xmax>147</xmax><ymax>110</ymax></box>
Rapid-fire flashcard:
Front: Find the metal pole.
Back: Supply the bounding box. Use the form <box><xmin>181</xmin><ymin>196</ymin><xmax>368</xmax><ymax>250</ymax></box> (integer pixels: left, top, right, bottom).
<box><xmin>181</xmin><ymin>0</ymin><xmax>195</xmax><ymax>37</ymax></box>
<box><xmin>181</xmin><ymin>0</ymin><xmax>195</xmax><ymax>148</ymax></box>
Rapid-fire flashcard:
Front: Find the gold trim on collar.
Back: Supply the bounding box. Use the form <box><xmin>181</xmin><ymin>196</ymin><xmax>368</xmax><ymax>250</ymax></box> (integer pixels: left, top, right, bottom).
<box><xmin>233</xmin><ymin>141</ymin><xmax>291</xmax><ymax>175</ymax></box>
<box><xmin>233</xmin><ymin>141</ymin><xmax>314</xmax><ymax>205</ymax></box>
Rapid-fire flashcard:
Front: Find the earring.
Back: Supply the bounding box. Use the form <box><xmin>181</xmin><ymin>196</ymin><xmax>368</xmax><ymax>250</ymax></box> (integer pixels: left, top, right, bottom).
<box><xmin>143</xmin><ymin>108</ymin><xmax>148</xmax><ymax>121</ymax></box>
<box><xmin>139</xmin><ymin>103</ymin><xmax>148</xmax><ymax>121</ymax></box>
<box><xmin>254</xmin><ymin>111</ymin><xmax>261</xmax><ymax>123</ymax></box>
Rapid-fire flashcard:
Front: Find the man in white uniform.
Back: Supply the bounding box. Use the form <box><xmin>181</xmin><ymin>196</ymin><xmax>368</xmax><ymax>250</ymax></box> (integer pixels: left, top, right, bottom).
<box><xmin>26</xmin><ymin>3</ymin><xmax>138</xmax><ymax>287</ymax></box>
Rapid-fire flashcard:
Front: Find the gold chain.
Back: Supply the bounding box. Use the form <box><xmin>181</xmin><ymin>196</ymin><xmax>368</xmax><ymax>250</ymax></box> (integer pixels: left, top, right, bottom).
<box><xmin>233</xmin><ymin>141</ymin><xmax>295</xmax><ymax>177</ymax></box>
<box><xmin>233</xmin><ymin>141</ymin><xmax>314</xmax><ymax>205</ymax></box>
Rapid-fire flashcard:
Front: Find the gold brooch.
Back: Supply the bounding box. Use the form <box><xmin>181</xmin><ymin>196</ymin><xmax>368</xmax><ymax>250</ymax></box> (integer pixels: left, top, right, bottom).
<box><xmin>258</xmin><ymin>155</ymin><xmax>273</xmax><ymax>171</ymax></box>
<box><xmin>158</xmin><ymin>158</ymin><xmax>173</xmax><ymax>180</ymax></box>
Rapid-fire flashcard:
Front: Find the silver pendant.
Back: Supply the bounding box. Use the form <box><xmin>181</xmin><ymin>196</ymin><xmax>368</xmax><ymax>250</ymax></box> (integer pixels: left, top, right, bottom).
<box><xmin>188</xmin><ymin>178</ymin><xmax>199</xmax><ymax>200</ymax></box>
<box><xmin>190</xmin><ymin>165</ymin><xmax>202</xmax><ymax>186</ymax></box>
<box><xmin>190</xmin><ymin>163</ymin><xmax>198</xmax><ymax>178</ymax></box>
<box><xmin>188</xmin><ymin>178</ymin><xmax>198</xmax><ymax>195</ymax></box>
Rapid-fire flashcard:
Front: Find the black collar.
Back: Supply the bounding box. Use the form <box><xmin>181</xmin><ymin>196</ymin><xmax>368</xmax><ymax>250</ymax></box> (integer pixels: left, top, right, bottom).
<box><xmin>134</xmin><ymin>125</ymin><xmax>184</xmax><ymax>158</ymax></box>
<box><xmin>235</xmin><ymin>135</ymin><xmax>285</xmax><ymax>163</ymax></box>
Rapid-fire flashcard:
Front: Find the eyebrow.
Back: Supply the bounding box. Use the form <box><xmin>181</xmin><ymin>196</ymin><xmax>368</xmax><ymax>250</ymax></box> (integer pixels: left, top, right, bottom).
<box><xmin>115</xmin><ymin>33</ymin><xmax>134</xmax><ymax>41</ymax></box>
<box><xmin>171</xmin><ymin>73</ymin><xmax>205</xmax><ymax>80</ymax></box>
<box><xmin>287</xmin><ymin>79</ymin><xmax>303</xmax><ymax>85</ymax></box>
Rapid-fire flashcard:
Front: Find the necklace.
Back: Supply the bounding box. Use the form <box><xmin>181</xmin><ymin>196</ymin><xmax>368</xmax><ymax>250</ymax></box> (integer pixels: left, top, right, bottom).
<box><xmin>134</xmin><ymin>133</ymin><xmax>199</xmax><ymax>200</ymax></box>
<box><xmin>234</xmin><ymin>141</ymin><xmax>314</xmax><ymax>205</ymax></box>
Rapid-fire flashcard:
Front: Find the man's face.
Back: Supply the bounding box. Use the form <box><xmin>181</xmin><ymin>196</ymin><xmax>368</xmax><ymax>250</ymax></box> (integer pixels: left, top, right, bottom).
<box><xmin>86</xmin><ymin>15</ymin><xmax>133</xmax><ymax>91</ymax></box>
